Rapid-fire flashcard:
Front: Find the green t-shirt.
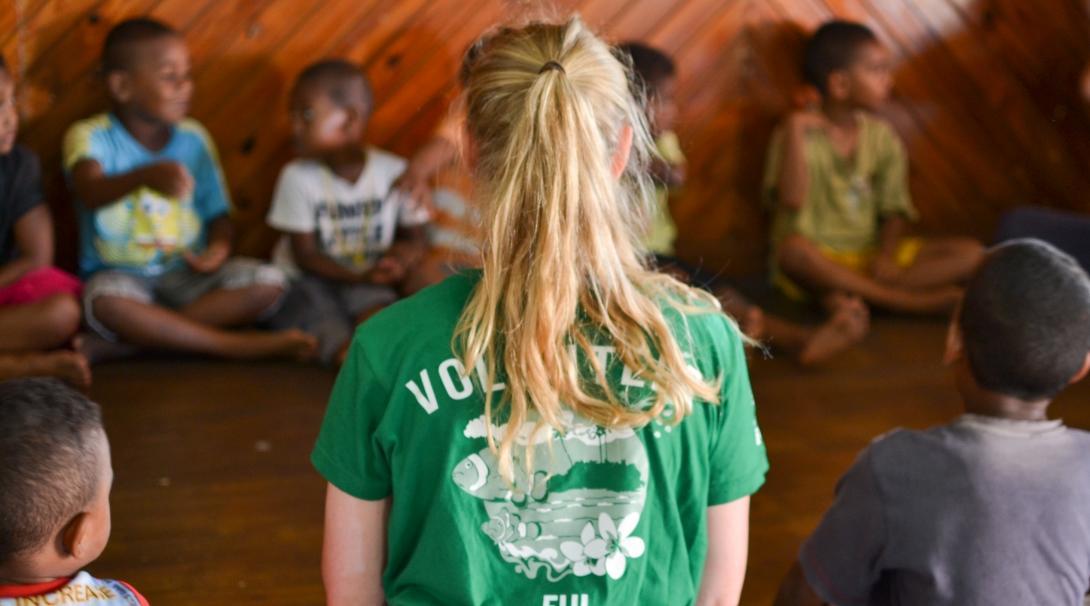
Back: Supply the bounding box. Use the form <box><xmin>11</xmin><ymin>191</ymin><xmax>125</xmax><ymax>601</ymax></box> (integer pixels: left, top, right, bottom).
<box><xmin>312</xmin><ymin>272</ymin><xmax>768</xmax><ymax>606</ymax></box>
<box><xmin>763</xmin><ymin>113</ymin><xmax>919</xmax><ymax>254</ymax></box>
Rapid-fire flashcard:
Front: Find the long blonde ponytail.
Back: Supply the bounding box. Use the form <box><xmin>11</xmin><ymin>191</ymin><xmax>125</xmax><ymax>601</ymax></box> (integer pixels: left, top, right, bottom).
<box><xmin>456</xmin><ymin>17</ymin><xmax>725</xmax><ymax>482</ymax></box>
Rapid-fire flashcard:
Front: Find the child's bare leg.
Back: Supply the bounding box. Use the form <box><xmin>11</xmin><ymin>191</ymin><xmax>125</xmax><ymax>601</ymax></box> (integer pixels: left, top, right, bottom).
<box><xmin>0</xmin><ymin>350</ymin><xmax>91</xmax><ymax>390</ymax></box>
<box><xmin>714</xmin><ymin>287</ymin><xmax>765</xmax><ymax>339</ymax></box>
<box><xmin>92</xmin><ymin>296</ymin><xmax>316</xmax><ymax>360</ymax></box>
<box><xmin>179</xmin><ymin>284</ymin><xmax>284</xmax><ymax>328</ymax></box>
<box><xmin>777</xmin><ymin>234</ymin><xmax>960</xmax><ymax>314</ymax></box>
<box><xmin>0</xmin><ymin>294</ymin><xmax>81</xmax><ymax>352</ymax></box>
<box><xmin>883</xmin><ymin>237</ymin><xmax>984</xmax><ymax>289</ymax></box>
<box><xmin>797</xmin><ymin>295</ymin><xmax>870</xmax><ymax>365</ymax></box>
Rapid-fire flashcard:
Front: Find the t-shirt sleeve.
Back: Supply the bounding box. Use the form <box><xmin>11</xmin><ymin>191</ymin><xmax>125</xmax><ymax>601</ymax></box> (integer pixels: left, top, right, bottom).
<box><xmin>798</xmin><ymin>447</ymin><xmax>887</xmax><ymax>606</ymax></box>
<box><xmin>311</xmin><ymin>334</ymin><xmax>392</xmax><ymax>500</ymax></box>
<box><xmin>873</xmin><ymin>126</ymin><xmax>918</xmax><ymax>221</ymax></box>
<box><xmin>189</xmin><ymin>125</ymin><xmax>231</xmax><ymax>220</ymax></box>
<box><xmin>267</xmin><ymin>164</ymin><xmax>316</xmax><ymax>234</ymax></box>
<box><xmin>707</xmin><ymin>316</ymin><xmax>768</xmax><ymax>505</ymax></box>
<box><xmin>10</xmin><ymin>148</ymin><xmax>43</xmax><ymax>221</ymax></box>
<box><xmin>62</xmin><ymin>119</ymin><xmax>107</xmax><ymax>172</ymax></box>
<box><xmin>761</xmin><ymin>126</ymin><xmax>786</xmax><ymax>210</ymax></box>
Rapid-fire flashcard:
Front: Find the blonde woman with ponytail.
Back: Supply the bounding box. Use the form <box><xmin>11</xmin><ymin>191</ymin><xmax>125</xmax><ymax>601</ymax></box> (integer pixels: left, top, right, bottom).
<box><xmin>313</xmin><ymin>17</ymin><xmax>768</xmax><ymax>606</ymax></box>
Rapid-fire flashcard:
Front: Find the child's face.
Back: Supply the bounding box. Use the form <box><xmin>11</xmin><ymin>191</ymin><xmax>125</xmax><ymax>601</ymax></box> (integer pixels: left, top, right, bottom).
<box><xmin>114</xmin><ymin>35</ymin><xmax>193</xmax><ymax>125</ymax></box>
<box><xmin>648</xmin><ymin>76</ymin><xmax>679</xmax><ymax>134</ymax></box>
<box><xmin>843</xmin><ymin>41</ymin><xmax>893</xmax><ymax>110</ymax></box>
<box><xmin>290</xmin><ymin>83</ymin><xmax>366</xmax><ymax>158</ymax></box>
<box><xmin>0</xmin><ymin>69</ymin><xmax>17</xmax><ymax>154</ymax></box>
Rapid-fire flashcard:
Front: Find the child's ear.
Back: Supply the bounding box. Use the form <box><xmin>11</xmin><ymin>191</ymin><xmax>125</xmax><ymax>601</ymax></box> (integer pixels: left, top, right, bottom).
<box><xmin>1070</xmin><ymin>352</ymin><xmax>1090</xmax><ymax>385</ymax></box>
<box><xmin>105</xmin><ymin>72</ymin><xmax>132</xmax><ymax>105</ymax></box>
<box><xmin>60</xmin><ymin>512</ymin><xmax>91</xmax><ymax>559</ymax></box>
<box><xmin>827</xmin><ymin>71</ymin><xmax>850</xmax><ymax>101</ymax></box>
<box><xmin>611</xmin><ymin>123</ymin><xmax>633</xmax><ymax>179</ymax></box>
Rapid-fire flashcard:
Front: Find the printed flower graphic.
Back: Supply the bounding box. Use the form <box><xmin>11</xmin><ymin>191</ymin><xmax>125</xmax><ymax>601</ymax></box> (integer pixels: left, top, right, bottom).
<box><xmin>559</xmin><ymin>513</ymin><xmax>644</xmax><ymax>579</ymax></box>
<box><xmin>482</xmin><ymin>510</ymin><xmax>520</xmax><ymax>544</ymax></box>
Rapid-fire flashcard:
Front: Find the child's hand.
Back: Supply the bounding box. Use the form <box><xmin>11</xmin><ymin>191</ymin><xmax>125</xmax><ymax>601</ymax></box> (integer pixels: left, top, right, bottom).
<box><xmin>364</xmin><ymin>255</ymin><xmax>406</xmax><ymax>286</ymax></box>
<box><xmin>392</xmin><ymin>172</ymin><xmax>436</xmax><ymax>217</ymax></box>
<box><xmin>871</xmin><ymin>254</ymin><xmax>902</xmax><ymax>284</ymax></box>
<box><xmin>142</xmin><ymin>161</ymin><xmax>194</xmax><ymax>199</ymax></box>
<box><xmin>184</xmin><ymin>241</ymin><xmax>230</xmax><ymax>274</ymax></box>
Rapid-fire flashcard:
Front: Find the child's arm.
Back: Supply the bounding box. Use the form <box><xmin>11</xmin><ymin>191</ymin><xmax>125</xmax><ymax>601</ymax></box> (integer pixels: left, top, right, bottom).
<box><xmin>184</xmin><ymin>215</ymin><xmax>232</xmax><ymax>274</ymax></box>
<box><xmin>394</xmin><ymin>136</ymin><xmax>459</xmax><ymax>199</ymax></box>
<box><xmin>322</xmin><ymin>483</ymin><xmax>388</xmax><ymax>606</ymax></box>
<box><xmin>0</xmin><ymin>206</ymin><xmax>53</xmax><ymax>287</ymax></box>
<box><xmin>69</xmin><ymin>159</ymin><xmax>194</xmax><ymax>209</ymax></box>
<box><xmin>777</xmin><ymin>112</ymin><xmax>824</xmax><ymax>211</ymax></box>
<box><xmin>368</xmin><ymin>225</ymin><xmax>429</xmax><ymax>287</ymax></box>
<box><xmin>695</xmin><ymin>496</ymin><xmax>751</xmax><ymax>606</ymax></box>
<box><xmin>772</xmin><ymin>563</ymin><xmax>827</xmax><ymax>606</ymax></box>
<box><xmin>289</xmin><ymin>232</ymin><xmax>375</xmax><ymax>284</ymax></box>
<box><xmin>872</xmin><ymin>214</ymin><xmax>909</xmax><ymax>282</ymax></box>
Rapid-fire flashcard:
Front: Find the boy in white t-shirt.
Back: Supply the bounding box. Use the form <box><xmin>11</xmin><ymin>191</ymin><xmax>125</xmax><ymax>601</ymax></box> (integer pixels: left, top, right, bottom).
<box><xmin>267</xmin><ymin>60</ymin><xmax>430</xmax><ymax>364</ymax></box>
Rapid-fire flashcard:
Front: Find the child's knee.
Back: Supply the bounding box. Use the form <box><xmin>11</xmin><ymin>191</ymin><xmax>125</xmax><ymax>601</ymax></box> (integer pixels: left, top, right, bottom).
<box><xmin>40</xmin><ymin>294</ymin><xmax>82</xmax><ymax>343</ymax></box>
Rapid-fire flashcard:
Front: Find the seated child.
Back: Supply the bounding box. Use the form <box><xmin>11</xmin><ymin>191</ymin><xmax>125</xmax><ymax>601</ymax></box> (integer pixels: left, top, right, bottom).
<box><xmin>267</xmin><ymin>60</ymin><xmax>429</xmax><ymax>364</ymax></box>
<box><xmin>393</xmin><ymin>43</ymin><xmax>483</xmax><ymax>279</ymax></box>
<box><xmin>620</xmin><ymin>41</ymin><xmax>867</xmax><ymax>365</ymax></box>
<box><xmin>775</xmin><ymin>239</ymin><xmax>1090</xmax><ymax>606</ymax></box>
<box><xmin>0</xmin><ymin>378</ymin><xmax>147</xmax><ymax>605</ymax></box>
<box><xmin>0</xmin><ymin>56</ymin><xmax>88</xmax><ymax>387</ymax></box>
<box><xmin>64</xmin><ymin>18</ymin><xmax>315</xmax><ymax>361</ymax></box>
<box><xmin>765</xmin><ymin>21</ymin><xmax>983</xmax><ymax>315</ymax></box>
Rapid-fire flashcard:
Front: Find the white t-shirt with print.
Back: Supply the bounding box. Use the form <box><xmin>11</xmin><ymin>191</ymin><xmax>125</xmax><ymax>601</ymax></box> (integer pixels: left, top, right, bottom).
<box><xmin>267</xmin><ymin>148</ymin><xmax>429</xmax><ymax>275</ymax></box>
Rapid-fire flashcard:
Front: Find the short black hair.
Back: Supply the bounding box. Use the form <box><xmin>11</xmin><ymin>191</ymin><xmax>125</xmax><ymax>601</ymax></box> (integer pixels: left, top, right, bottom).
<box><xmin>0</xmin><ymin>379</ymin><xmax>104</xmax><ymax>565</ymax></box>
<box><xmin>803</xmin><ymin>20</ymin><xmax>878</xmax><ymax>95</ymax></box>
<box><xmin>959</xmin><ymin>239</ymin><xmax>1090</xmax><ymax>401</ymax></box>
<box><xmin>102</xmin><ymin>17</ymin><xmax>178</xmax><ymax>74</ymax></box>
<box><xmin>618</xmin><ymin>41</ymin><xmax>676</xmax><ymax>95</ymax></box>
<box><xmin>294</xmin><ymin>59</ymin><xmax>373</xmax><ymax>113</ymax></box>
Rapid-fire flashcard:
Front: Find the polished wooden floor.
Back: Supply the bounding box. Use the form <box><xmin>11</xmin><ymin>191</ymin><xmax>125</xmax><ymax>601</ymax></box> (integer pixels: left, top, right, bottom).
<box><xmin>88</xmin><ymin>316</ymin><xmax>1090</xmax><ymax>605</ymax></box>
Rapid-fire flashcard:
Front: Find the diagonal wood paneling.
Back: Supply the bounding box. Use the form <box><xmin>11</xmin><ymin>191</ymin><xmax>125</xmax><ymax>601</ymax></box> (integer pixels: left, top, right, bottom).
<box><xmin>4</xmin><ymin>0</ymin><xmax>1090</xmax><ymax>278</ymax></box>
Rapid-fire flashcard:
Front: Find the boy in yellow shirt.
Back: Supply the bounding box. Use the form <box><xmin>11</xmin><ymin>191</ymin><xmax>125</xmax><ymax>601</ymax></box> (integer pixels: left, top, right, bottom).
<box><xmin>623</xmin><ymin>42</ymin><xmax>868</xmax><ymax>365</ymax></box>
<box><xmin>766</xmin><ymin>21</ymin><xmax>982</xmax><ymax>314</ymax></box>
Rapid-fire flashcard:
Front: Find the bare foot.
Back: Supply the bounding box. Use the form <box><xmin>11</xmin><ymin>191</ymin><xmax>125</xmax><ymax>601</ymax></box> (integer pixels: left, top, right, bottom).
<box><xmin>36</xmin><ymin>351</ymin><xmax>92</xmax><ymax>390</ymax></box>
<box><xmin>73</xmin><ymin>332</ymin><xmax>140</xmax><ymax>365</ymax></box>
<box><xmin>799</xmin><ymin>296</ymin><xmax>870</xmax><ymax>366</ymax></box>
<box><xmin>223</xmin><ymin>329</ymin><xmax>318</xmax><ymax>361</ymax></box>
<box><xmin>739</xmin><ymin>305</ymin><xmax>766</xmax><ymax>341</ymax></box>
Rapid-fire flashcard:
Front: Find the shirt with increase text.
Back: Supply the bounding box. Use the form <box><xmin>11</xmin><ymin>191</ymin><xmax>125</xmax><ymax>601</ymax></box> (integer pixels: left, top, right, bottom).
<box><xmin>63</xmin><ymin>113</ymin><xmax>231</xmax><ymax>278</ymax></box>
<box><xmin>312</xmin><ymin>271</ymin><xmax>768</xmax><ymax>606</ymax></box>
<box><xmin>0</xmin><ymin>570</ymin><xmax>148</xmax><ymax>606</ymax></box>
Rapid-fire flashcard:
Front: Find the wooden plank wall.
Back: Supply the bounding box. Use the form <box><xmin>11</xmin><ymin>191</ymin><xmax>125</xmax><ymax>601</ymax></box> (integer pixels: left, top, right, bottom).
<box><xmin>4</xmin><ymin>0</ymin><xmax>1090</xmax><ymax>275</ymax></box>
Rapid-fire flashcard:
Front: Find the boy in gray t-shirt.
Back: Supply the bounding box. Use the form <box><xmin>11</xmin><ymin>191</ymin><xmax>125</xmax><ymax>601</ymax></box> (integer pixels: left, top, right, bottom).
<box><xmin>776</xmin><ymin>239</ymin><xmax>1090</xmax><ymax>606</ymax></box>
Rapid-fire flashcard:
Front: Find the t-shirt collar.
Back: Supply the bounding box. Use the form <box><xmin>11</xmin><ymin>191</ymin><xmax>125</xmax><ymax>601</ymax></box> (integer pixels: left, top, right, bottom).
<box><xmin>108</xmin><ymin>112</ymin><xmax>178</xmax><ymax>156</ymax></box>
<box><xmin>956</xmin><ymin>413</ymin><xmax>1065</xmax><ymax>437</ymax></box>
<box><xmin>0</xmin><ymin>575</ymin><xmax>73</xmax><ymax>598</ymax></box>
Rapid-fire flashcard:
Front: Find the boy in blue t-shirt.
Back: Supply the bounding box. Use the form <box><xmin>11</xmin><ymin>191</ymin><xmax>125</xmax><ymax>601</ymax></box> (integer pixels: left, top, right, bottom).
<box><xmin>63</xmin><ymin>18</ymin><xmax>315</xmax><ymax>360</ymax></box>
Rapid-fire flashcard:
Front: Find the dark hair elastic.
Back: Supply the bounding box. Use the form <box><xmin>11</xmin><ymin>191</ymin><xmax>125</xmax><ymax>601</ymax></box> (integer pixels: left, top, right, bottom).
<box><xmin>539</xmin><ymin>60</ymin><xmax>566</xmax><ymax>75</ymax></box>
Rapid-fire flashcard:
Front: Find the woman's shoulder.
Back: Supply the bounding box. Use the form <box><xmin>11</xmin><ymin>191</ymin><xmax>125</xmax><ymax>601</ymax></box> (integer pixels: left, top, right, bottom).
<box><xmin>356</xmin><ymin>270</ymin><xmax>481</xmax><ymax>343</ymax></box>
